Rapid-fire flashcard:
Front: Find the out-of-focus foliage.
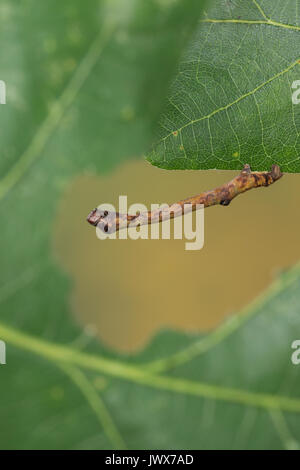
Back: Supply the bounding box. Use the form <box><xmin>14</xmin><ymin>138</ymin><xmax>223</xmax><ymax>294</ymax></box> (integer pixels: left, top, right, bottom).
<box><xmin>1</xmin><ymin>264</ymin><xmax>300</xmax><ymax>449</ymax></box>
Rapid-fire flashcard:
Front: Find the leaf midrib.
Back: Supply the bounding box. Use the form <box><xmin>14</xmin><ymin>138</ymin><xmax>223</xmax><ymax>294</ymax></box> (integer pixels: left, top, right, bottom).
<box><xmin>1</xmin><ymin>316</ymin><xmax>300</xmax><ymax>413</ymax></box>
<box><xmin>200</xmin><ymin>18</ymin><xmax>300</xmax><ymax>33</ymax></box>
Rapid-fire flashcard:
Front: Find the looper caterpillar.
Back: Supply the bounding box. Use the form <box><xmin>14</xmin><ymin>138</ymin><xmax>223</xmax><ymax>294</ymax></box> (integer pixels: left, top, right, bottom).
<box><xmin>86</xmin><ymin>164</ymin><xmax>282</xmax><ymax>234</ymax></box>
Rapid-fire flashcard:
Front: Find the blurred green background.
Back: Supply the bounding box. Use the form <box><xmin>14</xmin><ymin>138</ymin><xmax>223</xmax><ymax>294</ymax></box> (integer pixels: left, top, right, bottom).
<box><xmin>1</xmin><ymin>0</ymin><xmax>300</xmax><ymax>451</ymax></box>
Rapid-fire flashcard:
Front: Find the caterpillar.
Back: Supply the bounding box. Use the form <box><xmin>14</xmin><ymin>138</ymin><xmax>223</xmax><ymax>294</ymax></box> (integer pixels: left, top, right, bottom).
<box><xmin>87</xmin><ymin>164</ymin><xmax>282</xmax><ymax>234</ymax></box>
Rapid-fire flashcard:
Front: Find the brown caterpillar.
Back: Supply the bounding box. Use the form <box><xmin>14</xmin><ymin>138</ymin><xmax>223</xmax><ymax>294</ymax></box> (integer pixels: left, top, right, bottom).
<box><xmin>87</xmin><ymin>164</ymin><xmax>283</xmax><ymax>233</ymax></box>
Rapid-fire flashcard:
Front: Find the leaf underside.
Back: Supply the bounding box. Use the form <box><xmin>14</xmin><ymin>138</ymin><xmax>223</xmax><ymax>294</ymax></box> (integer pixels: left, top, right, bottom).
<box><xmin>147</xmin><ymin>0</ymin><xmax>300</xmax><ymax>172</ymax></box>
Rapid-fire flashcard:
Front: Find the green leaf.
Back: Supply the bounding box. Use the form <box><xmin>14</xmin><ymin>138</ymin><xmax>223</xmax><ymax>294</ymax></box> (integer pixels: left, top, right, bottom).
<box><xmin>147</xmin><ymin>0</ymin><xmax>300</xmax><ymax>172</ymax></box>
<box><xmin>1</xmin><ymin>263</ymin><xmax>300</xmax><ymax>449</ymax></box>
<box><xmin>0</xmin><ymin>0</ymin><xmax>209</xmax><ymax>200</ymax></box>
